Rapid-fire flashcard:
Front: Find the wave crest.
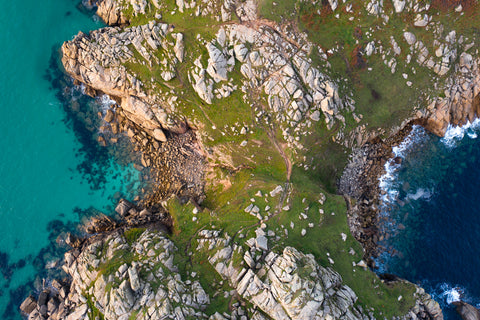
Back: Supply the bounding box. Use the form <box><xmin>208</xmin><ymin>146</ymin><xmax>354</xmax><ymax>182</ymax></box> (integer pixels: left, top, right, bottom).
<box><xmin>441</xmin><ymin>118</ymin><xmax>480</xmax><ymax>148</ymax></box>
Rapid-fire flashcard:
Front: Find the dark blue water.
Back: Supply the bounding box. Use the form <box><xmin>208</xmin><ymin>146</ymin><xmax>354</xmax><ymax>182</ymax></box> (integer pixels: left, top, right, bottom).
<box><xmin>377</xmin><ymin>122</ymin><xmax>480</xmax><ymax>319</ymax></box>
<box><xmin>0</xmin><ymin>1</ymin><xmax>145</xmax><ymax>318</ymax></box>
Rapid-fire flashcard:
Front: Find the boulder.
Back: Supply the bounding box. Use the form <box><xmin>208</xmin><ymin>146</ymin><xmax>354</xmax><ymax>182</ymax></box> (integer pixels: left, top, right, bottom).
<box><xmin>255</xmin><ymin>235</ymin><xmax>268</xmax><ymax>251</ymax></box>
<box><xmin>104</xmin><ymin>109</ymin><xmax>115</xmax><ymax>123</ymax></box>
<box><xmin>365</xmin><ymin>41</ymin><xmax>375</xmax><ymax>56</ymax></box>
<box><xmin>404</xmin><ymin>32</ymin><xmax>416</xmax><ymax>45</ymax></box>
<box><xmin>128</xmin><ymin>265</ymin><xmax>141</xmax><ymax>291</ymax></box>
<box><xmin>153</xmin><ymin>128</ymin><xmax>167</xmax><ymax>142</ymax></box>
<box><xmin>65</xmin><ymin>233</ymin><xmax>83</xmax><ymax>248</ymax></box>
<box><xmin>115</xmin><ymin>199</ymin><xmax>133</xmax><ymax>217</ymax></box>
<box><xmin>173</xmin><ymin>33</ymin><xmax>185</xmax><ymax>62</ymax></box>
<box><xmin>453</xmin><ymin>301</ymin><xmax>480</xmax><ymax>320</ymax></box>
<box><xmin>414</xmin><ymin>14</ymin><xmax>430</xmax><ymax>27</ymax></box>
<box><xmin>392</xmin><ymin>0</ymin><xmax>405</xmax><ymax>12</ymax></box>
<box><xmin>47</xmin><ymin>297</ymin><xmax>59</xmax><ymax>314</ymax></box>
<box><xmin>96</xmin><ymin>0</ymin><xmax>128</xmax><ymax>26</ymax></box>
<box><xmin>20</xmin><ymin>295</ymin><xmax>37</xmax><ymax>314</ymax></box>
<box><xmin>37</xmin><ymin>290</ymin><xmax>49</xmax><ymax>307</ymax></box>
<box><xmin>66</xmin><ymin>303</ymin><xmax>87</xmax><ymax>320</ymax></box>
<box><xmin>39</xmin><ymin>304</ymin><xmax>48</xmax><ymax>317</ymax></box>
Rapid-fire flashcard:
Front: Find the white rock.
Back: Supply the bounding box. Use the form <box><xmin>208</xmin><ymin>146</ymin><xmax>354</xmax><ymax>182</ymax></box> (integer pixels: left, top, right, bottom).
<box><xmin>128</xmin><ymin>265</ymin><xmax>141</xmax><ymax>291</ymax></box>
<box><xmin>173</xmin><ymin>33</ymin><xmax>184</xmax><ymax>62</ymax></box>
<box><xmin>176</xmin><ymin>0</ymin><xmax>184</xmax><ymax>12</ymax></box>
<box><xmin>255</xmin><ymin>235</ymin><xmax>268</xmax><ymax>251</ymax></box>
<box><xmin>206</xmin><ymin>43</ymin><xmax>228</xmax><ymax>82</ymax></box>
<box><xmin>403</xmin><ymin>32</ymin><xmax>416</xmax><ymax>45</ymax></box>
<box><xmin>234</xmin><ymin>44</ymin><xmax>249</xmax><ymax>63</ymax></box>
<box><xmin>328</xmin><ymin>0</ymin><xmax>338</xmax><ymax>11</ymax></box>
<box><xmin>217</xmin><ymin>28</ymin><xmax>226</xmax><ymax>47</ymax></box>
<box><xmin>66</xmin><ymin>304</ymin><xmax>88</xmax><ymax>320</ymax></box>
<box><xmin>446</xmin><ymin>30</ymin><xmax>456</xmax><ymax>44</ymax></box>
<box><xmin>392</xmin><ymin>0</ymin><xmax>405</xmax><ymax>12</ymax></box>
<box><xmin>365</xmin><ymin>41</ymin><xmax>375</xmax><ymax>56</ymax></box>
<box><xmin>390</xmin><ymin>37</ymin><xmax>401</xmax><ymax>55</ymax></box>
<box><xmin>414</xmin><ymin>14</ymin><xmax>430</xmax><ymax>27</ymax></box>
<box><xmin>366</xmin><ymin>0</ymin><xmax>382</xmax><ymax>15</ymax></box>
<box><xmin>270</xmin><ymin>185</ymin><xmax>283</xmax><ymax>197</ymax></box>
<box><xmin>460</xmin><ymin>52</ymin><xmax>473</xmax><ymax>68</ymax></box>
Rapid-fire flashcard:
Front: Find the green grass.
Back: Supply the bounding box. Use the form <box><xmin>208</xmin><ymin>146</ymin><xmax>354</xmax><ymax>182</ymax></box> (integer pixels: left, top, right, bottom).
<box><xmin>124</xmin><ymin>227</ymin><xmax>146</xmax><ymax>245</ymax></box>
<box><xmin>86</xmin><ymin>295</ymin><xmax>105</xmax><ymax>320</ymax></box>
<box><xmin>102</xmin><ymin>1</ymin><xmax>461</xmax><ymax>317</ymax></box>
<box><xmin>98</xmin><ymin>249</ymin><xmax>135</xmax><ymax>277</ymax></box>
<box><xmin>258</xmin><ymin>0</ymin><xmax>297</xmax><ymax>22</ymax></box>
<box><xmin>166</xmin><ymin>197</ymin><xmax>235</xmax><ymax>316</ymax></box>
<box><xmin>267</xmin><ymin>176</ymin><xmax>416</xmax><ymax>318</ymax></box>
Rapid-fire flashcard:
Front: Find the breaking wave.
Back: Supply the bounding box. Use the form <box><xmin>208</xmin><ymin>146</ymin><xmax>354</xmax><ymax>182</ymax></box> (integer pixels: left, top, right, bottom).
<box><xmin>378</xmin><ymin>125</ymin><xmax>428</xmax><ymax>207</ymax></box>
<box><xmin>441</xmin><ymin>118</ymin><xmax>480</xmax><ymax>148</ymax></box>
<box><xmin>96</xmin><ymin>94</ymin><xmax>117</xmax><ymax>114</ymax></box>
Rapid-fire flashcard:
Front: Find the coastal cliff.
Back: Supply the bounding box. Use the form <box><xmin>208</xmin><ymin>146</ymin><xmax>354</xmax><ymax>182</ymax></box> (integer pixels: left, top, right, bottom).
<box><xmin>21</xmin><ymin>0</ymin><xmax>480</xmax><ymax>319</ymax></box>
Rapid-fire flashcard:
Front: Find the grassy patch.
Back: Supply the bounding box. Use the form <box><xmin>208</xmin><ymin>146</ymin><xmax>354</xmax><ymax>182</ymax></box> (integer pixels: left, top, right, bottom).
<box><xmin>98</xmin><ymin>249</ymin><xmax>135</xmax><ymax>277</ymax></box>
<box><xmin>124</xmin><ymin>227</ymin><xmax>146</xmax><ymax>245</ymax></box>
<box><xmin>86</xmin><ymin>295</ymin><xmax>105</xmax><ymax>320</ymax></box>
<box><xmin>258</xmin><ymin>0</ymin><xmax>298</xmax><ymax>22</ymax></box>
<box><xmin>267</xmin><ymin>176</ymin><xmax>416</xmax><ymax>318</ymax></box>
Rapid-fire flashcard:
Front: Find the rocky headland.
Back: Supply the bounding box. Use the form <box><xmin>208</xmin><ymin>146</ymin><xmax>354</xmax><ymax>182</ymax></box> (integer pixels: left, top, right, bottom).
<box><xmin>21</xmin><ymin>0</ymin><xmax>480</xmax><ymax>319</ymax></box>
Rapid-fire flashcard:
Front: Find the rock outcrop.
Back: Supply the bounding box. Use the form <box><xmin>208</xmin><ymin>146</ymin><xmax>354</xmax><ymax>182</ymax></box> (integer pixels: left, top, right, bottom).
<box><xmin>61</xmin><ymin>22</ymin><xmax>185</xmax><ymax>135</ymax></box>
<box><xmin>422</xmin><ymin>54</ymin><xmax>480</xmax><ymax>136</ymax></box>
<box><xmin>39</xmin><ymin>0</ymin><xmax>480</xmax><ymax>319</ymax></box>
<box><xmin>198</xmin><ymin>229</ymin><xmax>370</xmax><ymax>319</ymax></box>
<box><xmin>62</xmin><ymin>17</ymin><xmax>352</xmax><ymax>156</ymax></box>
<box><xmin>96</xmin><ymin>0</ymin><xmax>128</xmax><ymax>26</ymax></box>
<box><xmin>453</xmin><ymin>301</ymin><xmax>480</xmax><ymax>320</ymax></box>
<box><xmin>23</xmin><ymin>229</ymin><xmax>211</xmax><ymax>320</ymax></box>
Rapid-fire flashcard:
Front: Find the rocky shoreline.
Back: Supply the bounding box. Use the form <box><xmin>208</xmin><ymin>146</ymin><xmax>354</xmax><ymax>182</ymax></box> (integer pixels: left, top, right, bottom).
<box><xmin>339</xmin><ymin>45</ymin><xmax>480</xmax><ymax>268</ymax></box>
<box><xmin>19</xmin><ymin>0</ymin><xmax>480</xmax><ymax>319</ymax></box>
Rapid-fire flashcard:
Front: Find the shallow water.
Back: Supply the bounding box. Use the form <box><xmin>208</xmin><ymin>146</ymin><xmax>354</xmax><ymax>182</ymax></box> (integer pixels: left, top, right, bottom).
<box><xmin>377</xmin><ymin>120</ymin><xmax>480</xmax><ymax>319</ymax></box>
<box><xmin>0</xmin><ymin>1</ymin><xmax>143</xmax><ymax>318</ymax></box>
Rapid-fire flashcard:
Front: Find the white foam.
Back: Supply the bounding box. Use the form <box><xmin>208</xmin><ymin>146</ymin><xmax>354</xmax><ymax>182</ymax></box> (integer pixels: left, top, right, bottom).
<box><xmin>441</xmin><ymin>118</ymin><xmax>480</xmax><ymax>148</ymax></box>
<box><xmin>378</xmin><ymin>125</ymin><xmax>426</xmax><ymax>206</ymax></box>
<box><xmin>468</xmin><ymin>131</ymin><xmax>478</xmax><ymax>139</ymax></box>
<box><xmin>439</xmin><ymin>283</ymin><xmax>462</xmax><ymax>304</ymax></box>
<box><xmin>79</xmin><ymin>83</ymin><xmax>86</xmax><ymax>96</ymax></box>
<box><xmin>406</xmin><ymin>188</ymin><xmax>433</xmax><ymax>201</ymax></box>
<box><xmin>97</xmin><ymin>94</ymin><xmax>116</xmax><ymax>114</ymax></box>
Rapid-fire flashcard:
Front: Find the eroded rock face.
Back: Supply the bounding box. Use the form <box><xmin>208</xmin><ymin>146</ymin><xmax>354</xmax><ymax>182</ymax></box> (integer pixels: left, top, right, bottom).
<box><xmin>33</xmin><ymin>229</ymin><xmax>210</xmax><ymax>320</ymax></box>
<box><xmin>453</xmin><ymin>301</ymin><xmax>480</xmax><ymax>320</ymax></box>
<box><xmin>187</xmin><ymin>23</ymin><xmax>350</xmax><ymax>136</ymax></box>
<box><xmin>422</xmin><ymin>56</ymin><xmax>480</xmax><ymax>136</ymax></box>
<box><xmin>96</xmin><ymin>0</ymin><xmax>128</xmax><ymax>26</ymax></box>
<box><xmin>197</xmin><ymin>230</ymin><xmax>370</xmax><ymax>320</ymax></box>
<box><xmin>61</xmin><ymin>22</ymin><xmax>184</xmax><ymax>134</ymax></box>
<box><xmin>62</xmin><ymin>13</ymin><xmax>352</xmax><ymax>154</ymax></box>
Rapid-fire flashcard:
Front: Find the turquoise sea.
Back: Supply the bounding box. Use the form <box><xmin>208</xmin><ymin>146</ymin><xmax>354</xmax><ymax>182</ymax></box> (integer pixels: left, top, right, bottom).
<box><xmin>4</xmin><ymin>0</ymin><xmax>480</xmax><ymax>320</ymax></box>
<box><xmin>0</xmin><ymin>1</ymin><xmax>143</xmax><ymax>318</ymax></box>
